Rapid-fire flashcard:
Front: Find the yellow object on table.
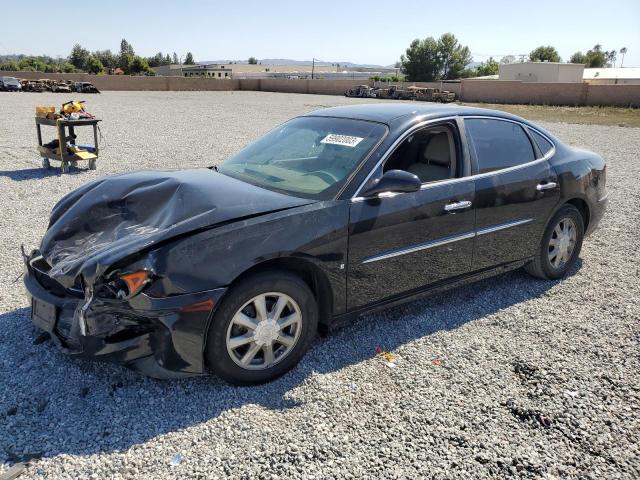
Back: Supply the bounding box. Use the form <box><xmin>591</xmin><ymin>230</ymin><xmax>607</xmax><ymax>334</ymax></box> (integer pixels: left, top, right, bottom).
<box><xmin>35</xmin><ymin>106</ymin><xmax>56</xmax><ymax>117</ymax></box>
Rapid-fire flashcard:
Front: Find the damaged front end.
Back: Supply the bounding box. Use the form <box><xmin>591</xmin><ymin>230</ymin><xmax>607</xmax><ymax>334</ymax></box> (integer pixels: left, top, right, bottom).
<box><xmin>24</xmin><ymin>250</ymin><xmax>226</xmax><ymax>379</ymax></box>
<box><xmin>23</xmin><ymin>168</ymin><xmax>313</xmax><ymax>378</ymax></box>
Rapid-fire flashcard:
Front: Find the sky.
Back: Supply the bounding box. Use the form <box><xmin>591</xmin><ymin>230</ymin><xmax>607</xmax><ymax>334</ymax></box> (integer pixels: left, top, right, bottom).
<box><xmin>2</xmin><ymin>0</ymin><xmax>639</xmax><ymax>67</ymax></box>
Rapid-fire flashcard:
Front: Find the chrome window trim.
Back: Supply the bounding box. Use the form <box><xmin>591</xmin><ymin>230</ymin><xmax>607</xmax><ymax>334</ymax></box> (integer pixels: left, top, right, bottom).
<box><xmin>361</xmin><ymin>218</ymin><xmax>532</xmax><ymax>264</ymax></box>
<box><xmin>351</xmin><ymin>115</ymin><xmax>557</xmax><ymax>202</ymax></box>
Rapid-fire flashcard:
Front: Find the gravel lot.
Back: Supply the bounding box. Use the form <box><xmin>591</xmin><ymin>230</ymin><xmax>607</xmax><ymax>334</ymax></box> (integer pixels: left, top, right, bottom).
<box><xmin>0</xmin><ymin>91</ymin><xmax>638</xmax><ymax>479</ymax></box>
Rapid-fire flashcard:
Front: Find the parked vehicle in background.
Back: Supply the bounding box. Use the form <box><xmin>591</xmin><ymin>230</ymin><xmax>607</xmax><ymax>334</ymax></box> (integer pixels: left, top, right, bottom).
<box><xmin>344</xmin><ymin>85</ymin><xmax>377</xmax><ymax>98</ymax></box>
<box><xmin>412</xmin><ymin>87</ymin><xmax>456</xmax><ymax>103</ymax></box>
<box><xmin>73</xmin><ymin>82</ymin><xmax>100</xmax><ymax>94</ymax></box>
<box><xmin>20</xmin><ymin>80</ymin><xmax>46</xmax><ymax>92</ymax></box>
<box><xmin>52</xmin><ymin>81</ymin><xmax>73</xmax><ymax>93</ymax></box>
<box><xmin>24</xmin><ymin>104</ymin><xmax>607</xmax><ymax>385</ymax></box>
<box><xmin>0</xmin><ymin>76</ymin><xmax>22</xmax><ymax>92</ymax></box>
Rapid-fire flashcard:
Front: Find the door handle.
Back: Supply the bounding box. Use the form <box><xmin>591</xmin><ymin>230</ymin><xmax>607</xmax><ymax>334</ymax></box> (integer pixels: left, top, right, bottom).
<box><xmin>444</xmin><ymin>200</ymin><xmax>472</xmax><ymax>212</ymax></box>
<box><xmin>536</xmin><ymin>182</ymin><xmax>557</xmax><ymax>191</ymax></box>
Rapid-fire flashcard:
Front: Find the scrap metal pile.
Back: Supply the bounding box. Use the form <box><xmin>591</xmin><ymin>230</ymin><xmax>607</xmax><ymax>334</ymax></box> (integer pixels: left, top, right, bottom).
<box><xmin>345</xmin><ymin>84</ymin><xmax>456</xmax><ymax>103</ymax></box>
<box><xmin>0</xmin><ymin>77</ymin><xmax>100</xmax><ymax>93</ymax></box>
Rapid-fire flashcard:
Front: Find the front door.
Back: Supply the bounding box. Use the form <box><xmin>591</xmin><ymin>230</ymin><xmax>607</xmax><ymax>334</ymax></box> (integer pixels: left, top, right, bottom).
<box><xmin>346</xmin><ymin>122</ymin><xmax>475</xmax><ymax>310</ymax></box>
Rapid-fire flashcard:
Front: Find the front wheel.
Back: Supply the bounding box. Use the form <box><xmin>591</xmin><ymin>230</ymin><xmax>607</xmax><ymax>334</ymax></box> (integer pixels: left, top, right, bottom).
<box><xmin>525</xmin><ymin>204</ymin><xmax>584</xmax><ymax>280</ymax></box>
<box><xmin>205</xmin><ymin>271</ymin><xmax>318</xmax><ymax>385</ymax></box>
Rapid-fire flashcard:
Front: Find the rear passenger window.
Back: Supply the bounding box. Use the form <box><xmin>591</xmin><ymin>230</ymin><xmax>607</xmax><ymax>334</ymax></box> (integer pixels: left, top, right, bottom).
<box><xmin>465</xmin><ymin>118</ymin><xmax>535</xmax><ymax>173</ymax></box>
<box><xmin>529</xmin><ymin>129</ymin><xmax>554</xmax><ymax>157</ymax></box>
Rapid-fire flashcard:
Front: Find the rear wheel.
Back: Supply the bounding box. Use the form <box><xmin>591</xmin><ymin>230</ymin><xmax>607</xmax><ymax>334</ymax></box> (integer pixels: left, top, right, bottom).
<box><xmin>525</xmin><ymin>204</ymin><xmax>584</xmax><ymax>280</ymax></box>
<box><xmin>205</xmin><ymin>271</ymin><xmax>318</xmax><ymax>385</ymax></box>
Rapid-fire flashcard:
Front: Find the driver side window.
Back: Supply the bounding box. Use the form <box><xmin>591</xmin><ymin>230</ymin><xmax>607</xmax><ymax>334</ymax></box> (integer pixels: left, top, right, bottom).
<box><xmin>383</xmin><ymin>125</ymin><xmax>458</xmax><ymax>184</ymax></box>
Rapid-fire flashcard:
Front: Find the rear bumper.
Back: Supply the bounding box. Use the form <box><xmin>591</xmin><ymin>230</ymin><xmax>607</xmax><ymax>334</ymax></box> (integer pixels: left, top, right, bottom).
<box><xmin>586</xmin><ymin>192</ymin><xmax>608</xmax><ymax>237</ymax></box>
<box><xmin>24</xmin><ymin>254</ymin><xmax>226</xmax><ymax>379</ymax></box>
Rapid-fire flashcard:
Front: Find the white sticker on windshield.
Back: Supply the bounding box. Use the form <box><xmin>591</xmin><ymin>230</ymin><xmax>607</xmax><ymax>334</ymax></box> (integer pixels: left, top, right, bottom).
<box><xmin>321</xmin><ymin>134</ymin><xmax>364</xmax><ymax>148</ymax></box>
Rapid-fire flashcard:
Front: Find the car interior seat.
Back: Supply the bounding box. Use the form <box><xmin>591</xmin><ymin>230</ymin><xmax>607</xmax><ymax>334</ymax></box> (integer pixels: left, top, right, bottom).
<box><xmin>407</xmin><ymin>132</ymin><xmax>453</xmax><ymax>183</ymax></box>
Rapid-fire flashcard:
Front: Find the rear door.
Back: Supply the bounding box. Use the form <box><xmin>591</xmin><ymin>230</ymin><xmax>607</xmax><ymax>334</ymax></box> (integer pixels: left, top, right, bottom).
<box><xmin>463</xmin><ymin>117</ymin><xmax>560</xmax><ymax>270</ymax></box>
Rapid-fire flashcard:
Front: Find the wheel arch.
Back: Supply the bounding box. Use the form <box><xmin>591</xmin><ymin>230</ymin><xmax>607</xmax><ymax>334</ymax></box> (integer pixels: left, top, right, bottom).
<box><xmin>227</xmin><ymin>257</ymin><xmax>334</xmax><ymax>333</ymax></box>
<box><xmin>564</xmin><ymin>197</ymin><xmax>590</xmax><ymax>231</ymax></box>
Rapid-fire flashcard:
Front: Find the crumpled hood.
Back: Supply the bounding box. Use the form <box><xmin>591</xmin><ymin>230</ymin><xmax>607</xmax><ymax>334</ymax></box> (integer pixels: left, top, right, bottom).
<box><xmin>40</xmin><ymin>168</ymin><xmax>312</xmax><ymax>287</ymax></box>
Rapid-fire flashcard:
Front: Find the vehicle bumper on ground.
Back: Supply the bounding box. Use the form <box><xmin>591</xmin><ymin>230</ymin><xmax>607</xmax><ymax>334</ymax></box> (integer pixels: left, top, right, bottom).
<box><xmin>24</xmin><ymin>253</ymin><xmax>226</xmax><ymax>379</ymax></box>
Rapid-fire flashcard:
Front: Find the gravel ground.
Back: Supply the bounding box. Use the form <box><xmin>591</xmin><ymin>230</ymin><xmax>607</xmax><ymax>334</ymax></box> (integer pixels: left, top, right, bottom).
<box><xmin>0</xmin><ymin>91</ymin><xmax>638</xmax><ymax>479</ymax></box>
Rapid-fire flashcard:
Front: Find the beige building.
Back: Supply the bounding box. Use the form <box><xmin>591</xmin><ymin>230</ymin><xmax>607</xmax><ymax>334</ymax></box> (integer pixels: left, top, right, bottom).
<box><xmin>499</xmin><ymin>62</ymin><xmax>585</xmax><ymax>82</ymax></box>
<box><xmin>152</xmin><ymin>64</ymin><xmax>232</xmax><ymax>78</ymax></box>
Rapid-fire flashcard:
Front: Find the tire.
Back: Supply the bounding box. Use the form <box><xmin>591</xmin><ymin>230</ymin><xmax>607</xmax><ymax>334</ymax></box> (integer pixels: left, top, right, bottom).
<box><xmin>205</xmin><ymin>270</ymin><xmax>318</xmax><ymax>385</ymax></box>
<box><xmin>525</xmin><ymin>204</ymin><xmax>584</xmax><ymax>280</ymax></box>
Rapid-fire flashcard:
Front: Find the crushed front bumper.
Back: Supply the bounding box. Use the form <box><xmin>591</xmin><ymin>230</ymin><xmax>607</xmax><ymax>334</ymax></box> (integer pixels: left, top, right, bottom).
<box><xmin>24</xmin><ymin>253</ymin><xmax>226</xmax><ymax>379</ymax></box>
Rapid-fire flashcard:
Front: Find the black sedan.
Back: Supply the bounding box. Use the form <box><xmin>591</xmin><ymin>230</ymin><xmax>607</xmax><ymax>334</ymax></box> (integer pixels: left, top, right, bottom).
<box><xmin>24</xmin><ymin>104</ymin><xmax>608</xmax><ymax>385</ymax></box>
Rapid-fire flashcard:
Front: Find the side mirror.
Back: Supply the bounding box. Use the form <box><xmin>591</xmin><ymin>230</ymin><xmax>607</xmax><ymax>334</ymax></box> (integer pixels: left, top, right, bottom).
<box><xmin>360</xmin><ymin>169</ymin><xmax>421</xmax><ymax>198</ymax></box>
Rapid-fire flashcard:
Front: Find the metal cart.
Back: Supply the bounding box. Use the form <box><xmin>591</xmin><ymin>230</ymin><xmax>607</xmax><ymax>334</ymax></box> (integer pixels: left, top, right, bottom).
<box><xmin>36</xmin><ymin>117</ymin><xmax>101</xmax><ymax>173</ymax></box>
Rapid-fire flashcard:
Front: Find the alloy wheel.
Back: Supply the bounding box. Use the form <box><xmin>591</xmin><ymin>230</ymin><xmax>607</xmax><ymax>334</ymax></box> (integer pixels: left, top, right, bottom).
<box><xmin>548</xmin><ymin>217</ymin><xmax>577</xmax><ymax>269</ymax></box>
<box><xmin>225</xmin><ymin>292</ymin><xmax>302</xmax><ymax>370</ymax></box>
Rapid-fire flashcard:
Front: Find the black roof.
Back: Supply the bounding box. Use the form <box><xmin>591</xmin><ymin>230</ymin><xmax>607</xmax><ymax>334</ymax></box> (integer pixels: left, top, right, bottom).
<box><xmin>305</xmin><ymin>103</ymin><xmax>526</xmax><ymax>126</ymax></box>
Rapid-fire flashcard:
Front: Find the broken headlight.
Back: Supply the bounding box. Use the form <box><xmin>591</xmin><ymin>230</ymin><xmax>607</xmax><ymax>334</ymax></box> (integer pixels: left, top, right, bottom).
<box><xmin>96</xmin><ymin>270</ymin><xmax>152</xmax><ymax>300</ymax></box>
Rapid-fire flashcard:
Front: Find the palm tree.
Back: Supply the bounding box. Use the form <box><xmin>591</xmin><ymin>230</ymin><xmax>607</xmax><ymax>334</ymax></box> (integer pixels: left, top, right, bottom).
<box><xmin>605</xmin><ymin>50</ymin><xmax>617</xmax><ymax>67</ymax></box>
<box><xmin>620</xmin><ymin>47</ymin><xmax>628</xmax><ymax>67</ymax></box>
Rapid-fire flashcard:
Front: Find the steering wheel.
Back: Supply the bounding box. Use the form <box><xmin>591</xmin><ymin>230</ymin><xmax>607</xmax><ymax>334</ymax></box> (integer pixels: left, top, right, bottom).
<box><xmin>304</xmin><ymin>170</ymin><xmax>339</xmax><ymax>184</ymax></box>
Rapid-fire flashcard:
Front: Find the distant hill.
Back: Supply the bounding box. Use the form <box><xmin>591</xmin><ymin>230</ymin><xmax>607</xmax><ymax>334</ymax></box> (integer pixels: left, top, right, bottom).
<box><xmin>201</xmin><ymin>58</ymin><xmax>389</xmax><ymax>68</ymax></box>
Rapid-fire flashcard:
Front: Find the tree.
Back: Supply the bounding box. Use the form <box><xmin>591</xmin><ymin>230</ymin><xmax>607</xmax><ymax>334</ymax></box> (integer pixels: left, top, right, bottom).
<box><xmin>620</xmin><ymin>47</ymin><xmax>628</xmax><ymax>67</ymax></box>
<box><xmin>120</xmin><ymin>39</ymin><xmax>135</xmax><ymax>57</ymax></box>
<box><xmin>0</xmin><ymin>61</ymin><xmax>19</xmax><ymax>71</ymax></box>
<box><xmin>172</xmin><ymin>52</ymin><xmax>179</xmax><ymax>64</ymax></box>
<box><xmin>129</xmin><ymin>56</ymin><xmax>151</xmax><ymax>75</ymax></box>
<box><xmin>400</xmin><ymin>37</ymin><xmax>441</xmax><ymax>81</ymax></box>
<box><xmin>85</xmin><ymin>55</ymin><xmax>104</xmax><ymax>74</ymax></box>
<box><xmin>605</xmin><ymin>50</ymin><xmax>617</xmax><ymax>67</ymax></box>
<box><xmin>94</xmin><ymin>50</ymin><xmax>118</xmax><ymax>69</ymax></box>
<box><xmin>69</xmin><ymin>43</ymin><xmax>90</xmax><ymax>70</ymax></box>
<box><xmin>401</xmin><ymin>33</ymin><xmax>471</xmax><ymax>81</ymax></box>
<box><xmin>438</xmin><ymin>33</ymin><xmax>472</xmax><ymax>79</ymax></box>
<box><xmin>248</xmin><ymin>56</ymin><xmax>258</xmax><ymax>64</ymax></box>
<box><xmin>184</xmin><ymin>52</ymin><xmax>195</xmax><ymax>65</ymax></box>
<box><xmin>569</xmin><ymin>52</ymin><xmax>587</xmax><ymax>64</ymax></box>
<box><xmin>476</xmin><ymin>57</ymin><xmax>499</xmax><ymax>76</ymax></box>
<box><xmin>529</xmin><ymin>46</ymin><xmax>561</xmax><ymax>63</ymax></box>
<box><xmin>585</xmin><ymin>45</ymin><xmax>606</xmax><ymax>68</ymax></box>
<box><xmin>500</xmin><ymin>55</ymin><xmax>516</xmax><ymax>64</ymax></box>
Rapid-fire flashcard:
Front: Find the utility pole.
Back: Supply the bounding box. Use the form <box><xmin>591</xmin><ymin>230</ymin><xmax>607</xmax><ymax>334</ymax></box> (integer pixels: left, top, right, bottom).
<box><xmin>312</xmin><ymin>58</ymin><xmax>315</xmax><ymax>80</ymax></box>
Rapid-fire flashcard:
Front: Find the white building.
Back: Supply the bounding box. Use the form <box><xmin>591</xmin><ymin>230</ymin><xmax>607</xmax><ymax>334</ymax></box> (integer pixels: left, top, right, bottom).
<box><xmin>499</xmin><ymin>62</ymin><xmax>585</xmax><ymax>82</ymax></box>
<box><xmin>583</xmin><ymin>68</ymin><xmax>640</xmax><ymax>85</ymax></box>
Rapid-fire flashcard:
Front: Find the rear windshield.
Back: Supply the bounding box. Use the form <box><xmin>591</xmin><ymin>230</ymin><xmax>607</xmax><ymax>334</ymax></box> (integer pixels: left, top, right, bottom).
<box><xmin>219</xmin><ymin>116</ymin><xmax>387</xmax><ymax>200</ymax></box>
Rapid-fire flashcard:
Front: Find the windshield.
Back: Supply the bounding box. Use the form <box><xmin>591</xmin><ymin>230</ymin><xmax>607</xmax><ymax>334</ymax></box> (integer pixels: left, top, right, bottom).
<box><xmin>218</xmin><ymin>116</ymin><xmax>387</xmax><ymax>200</ymax></box>
<box><xmin>2</xmin><ymin>77</ymin><xmax>19</xmax><ymax>85</ymax></box>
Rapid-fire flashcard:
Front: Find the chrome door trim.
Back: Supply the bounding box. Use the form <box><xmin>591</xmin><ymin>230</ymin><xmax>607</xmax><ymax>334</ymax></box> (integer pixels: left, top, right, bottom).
<box><xmin>360</xmin><ymin>217</ymin><xmax>533</xmax><ymax>264</ymax></box>
<box><xmin>475</xmin><ymin>218</ymin><xmax>533</xmax><ymax>236</ymax></box>
<box><xmin>361</xmin><ymin>231</ymin><xmax>476</xmax><ymax>264</ymax></box>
